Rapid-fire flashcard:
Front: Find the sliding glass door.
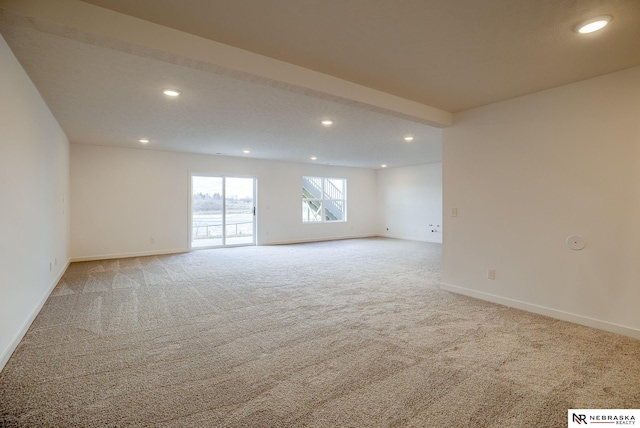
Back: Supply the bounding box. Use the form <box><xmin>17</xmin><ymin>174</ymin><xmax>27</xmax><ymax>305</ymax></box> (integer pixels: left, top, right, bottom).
<box><xmin>191</xmin><ymin>175</ymin><xmax>255</xmax><ymax>248</ymax></box>
<box><xmin>224</xmin><ymin>177</ymin><xmax>255</xmax><ymax>246</ymax></box>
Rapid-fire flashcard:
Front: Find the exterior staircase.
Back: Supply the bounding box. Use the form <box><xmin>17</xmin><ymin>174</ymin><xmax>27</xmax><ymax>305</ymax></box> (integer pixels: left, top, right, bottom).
<box><xmin>302</xmin><ymin>177</ymin><xmax>344</xmax><ymax>221</ymax></box>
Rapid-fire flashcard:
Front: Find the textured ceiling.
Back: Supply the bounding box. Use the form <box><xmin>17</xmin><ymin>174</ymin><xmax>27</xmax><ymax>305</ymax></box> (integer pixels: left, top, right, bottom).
<box><xmin>79</xmin><ymin>0</ymin><xmax>640</xmax><ymax>112</ymax></box>
<box><xmin>0</xmin><ymin>14</ymin><xmax>441</xmax><ymax>168</ymax></box>
<box><xmin>1</xmin><ymin>0</ymin><xmax>639</xmax><ymax>169</ymax></box>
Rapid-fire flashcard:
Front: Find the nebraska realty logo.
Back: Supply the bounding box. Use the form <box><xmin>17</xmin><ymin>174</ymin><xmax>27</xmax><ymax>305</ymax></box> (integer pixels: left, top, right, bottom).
<box><xmin>569</xmin><ymin>409</ymin><xmax>639</xmax><ymax>425</ymax></box>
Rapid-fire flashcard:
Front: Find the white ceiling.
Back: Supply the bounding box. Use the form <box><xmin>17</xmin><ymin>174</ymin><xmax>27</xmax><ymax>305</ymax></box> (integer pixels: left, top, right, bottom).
<box><xmin>1</xmin><ymin>0</ymin><xmax>639</xmax><ymax>169</ymax></box>
<box><xmin>0</xmin><ymin>19</ymin><xmax>441</xmax><ymax>167</ymax></box>
<box><xmin>78</xmin><ymin>0</ymin><xmax>640</xmax><ymax>112</ymax></box>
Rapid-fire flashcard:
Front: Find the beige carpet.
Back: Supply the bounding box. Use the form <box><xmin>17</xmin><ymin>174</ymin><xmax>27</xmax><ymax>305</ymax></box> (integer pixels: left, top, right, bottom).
<box><xmin>1</xmin><ymin>238</ymin><xmax>639</xmax><ymax>427</ymax></box>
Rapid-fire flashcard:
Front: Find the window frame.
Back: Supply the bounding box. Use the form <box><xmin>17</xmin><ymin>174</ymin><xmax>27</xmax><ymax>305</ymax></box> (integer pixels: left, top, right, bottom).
<box><xmin>302</xmin><ymin>176</ymin><xmax>347</xmax><ymax>223</ymax></box>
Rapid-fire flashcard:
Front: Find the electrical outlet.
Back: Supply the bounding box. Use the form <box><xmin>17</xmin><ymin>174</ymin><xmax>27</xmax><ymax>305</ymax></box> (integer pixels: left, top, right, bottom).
<box><xmin>150</xmin><ymin>238</ymin><xmax>155</xmax><ymax>244</ymax></box>
<box><xmin>487</xmin><ymin>269</ymin><xmax>496</xmax><ymax>280</ymax></box>
<box><xmin>451</xmin><ymin>208</ymin><xmax>458</xmax><ymax>217</ymax></box>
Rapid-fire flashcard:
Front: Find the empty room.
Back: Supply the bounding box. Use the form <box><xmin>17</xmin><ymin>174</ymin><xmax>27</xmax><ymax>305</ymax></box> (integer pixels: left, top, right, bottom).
<box><xmin>1</xmin><ymin>0</ymin><xmax>640</xmax><ymax>426</ymax></box>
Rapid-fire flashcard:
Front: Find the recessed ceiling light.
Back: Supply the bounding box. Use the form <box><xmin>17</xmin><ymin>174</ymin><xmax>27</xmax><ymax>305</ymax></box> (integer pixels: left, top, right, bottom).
<box><xmin>575</xmin><ymin>16</ymin><xmax>612</xmax><ymax>34</ymax></box>
<box><xmin>243</xmin><ymin>150</ymin><xmax>251</xmax><ymax>154</ymax></box>
<box><xmin>381</xmin><ymin>164</ymin><xmax>387</xmax><ymax>168</ymax></box>
<box><xmin>310</xmin><ymin>156</ymin><xmax>318</xmax><ymax>160</ymax></box>
<box><xmin>321</xmin><ymin>119</ymin><xmax>333</xmax><ymax>126</ymax></box>
<box><xmin>139</xmin><ymin>139</ymin><xmax>149</xmax><ymax>144</ymax></box>
<box><xmin>162</xmin><ymin>89</ymin><xmax>181</xmax><ymax>97</ymax></box>
<box><xmin>404</xmin><ymin>136</ymin><xmax>414</xmax><ymax>142</ymax></box>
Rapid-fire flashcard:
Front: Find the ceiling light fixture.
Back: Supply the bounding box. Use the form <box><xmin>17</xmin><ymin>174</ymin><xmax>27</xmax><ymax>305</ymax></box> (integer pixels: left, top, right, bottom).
<box><xmin>381</xmin><ymin>164</ymin><xmax>387</xmax><ymax>168</ymax></box>
<box><xmin>243</xmin><ymin>150</ymin><xmax>250</xmax><ymax>154</ymax></box>
<box><xmin>321</xmin><ymin>119</ymin><xmax>333</xmax><ymax>126</ymax></box>
<box><xmin>162</xmin><ymin>89</ymin><xmax>181</xmax><ymax>97</ymax></box>
<box><xmin>139</xmin><ymin>139</ymin><xmax>149</xmax><ymax>144</ymax></box>
<box><xmin>575</xmin><ymin>16</ymin><xmax>612</xmax><ymax>34</ymax></box>
<box><xmin>311</xmin><ymin>156</ymin><xmax>318</xmax><ymax>160</ymax></box>
<box><xmin>404</xmin><ymin>136</ymin><xmax>414</xmax><ymax>142</ymax></box>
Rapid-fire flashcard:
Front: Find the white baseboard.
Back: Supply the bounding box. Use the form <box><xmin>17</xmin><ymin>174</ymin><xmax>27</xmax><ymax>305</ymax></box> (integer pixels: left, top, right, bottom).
<box><xmin>261</xmin><ymin>234</ymin><xmax>377</xmax><ymax>246</ymax></box>
<box><xmin>440</xmin><ymin>282</ymin><xmax>640</xmax><ymax>340</ymax></box>
<box><xmin>72</xmin><ymin>238</ymin><xmax>384</xmax><ymax>259</ymax></box>
<box><xmin>73</xmin><ymin>235</ymin><xmax>411</xmax><ymax>258</ymax></box>
<box><xmin>378</xmin><ymin>233</ymin><xmax>442</xmax><ymax>244</ymax></box>
<box><xmin>70</xmin><ymin>248</ymin><xmax>188</xmax><ymax>262</ymax></box>
<box><xmin>0</xmin><ymin>259</ymin><xmax>71</xmax><ymax>373</ymax></box>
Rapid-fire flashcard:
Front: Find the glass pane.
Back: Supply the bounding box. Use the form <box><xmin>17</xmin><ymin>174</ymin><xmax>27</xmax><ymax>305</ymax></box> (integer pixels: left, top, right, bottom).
<box><xmin>192</xmin><ymin>176</ymin><xmax>223</xmax><ymax>247</ymax></box>
<box><xmin>225</xmin><ymin>177</ymin><xmax>254</xmax><ymax>245</ymax></box>
<box><xmin>324</xmin><ymin>178</ymin><xmax>344</xmax><ymax>200</ymax></box>
<box><xmin>302</xmin><ymin>176</ymin><xmax>323</xmax><ymax>199</ymax></box>
<box><xmin>325</xmin><ymin>200</ymin><xmax>344</xmax><ymax>221</ymax></box>
<box><xmin>302</xmin><ymin>200</ymin><xmax>322</xmax><ymax>222</ymax></box>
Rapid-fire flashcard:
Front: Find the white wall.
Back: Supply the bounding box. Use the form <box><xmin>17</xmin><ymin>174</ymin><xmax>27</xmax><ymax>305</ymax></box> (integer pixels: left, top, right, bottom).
<box><xmin>0</xmin><ymin>35</ymin><xmax>70</xmax><ymax>370</ymax></box>
<box><xmin>442</xmin><ymin>66</ymin><xmax>640</xmax><ymax>338</ymax></box>
<box><xmin>377</xmin><ymin>163</ymin><xmax>442</xmax><ymax>243</ymax></box>
<box><xmin>70</xmin><ymin>144</ymin><xmax>377</xmax><ymax>259</ymax></box>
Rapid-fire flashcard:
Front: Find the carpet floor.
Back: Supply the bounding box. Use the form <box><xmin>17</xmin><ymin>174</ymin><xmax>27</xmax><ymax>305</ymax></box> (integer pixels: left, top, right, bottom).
<box><xmin>1</xmin><ymin>238</ymin><xmax>639</xmax><ymax>427</ymax></box>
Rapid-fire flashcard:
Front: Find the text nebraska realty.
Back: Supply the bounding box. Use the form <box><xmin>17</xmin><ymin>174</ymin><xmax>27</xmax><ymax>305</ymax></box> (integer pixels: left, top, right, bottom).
<box><xmin>575</xmin><ymin>413</ymin><xmax>636</xmax><ymax>424</ymax></box>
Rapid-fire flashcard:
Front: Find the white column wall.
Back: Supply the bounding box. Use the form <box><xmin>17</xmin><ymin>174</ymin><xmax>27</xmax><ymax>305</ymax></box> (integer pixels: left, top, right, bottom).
<box><xmin>442</xmin><ymin>66</ymin><xmax>640</xmax><ymax>337</ymax></box>
<box><xmin>0</xmin><ymin>35</ymin><xmax>70</xmax><ymax>370</ymax></box>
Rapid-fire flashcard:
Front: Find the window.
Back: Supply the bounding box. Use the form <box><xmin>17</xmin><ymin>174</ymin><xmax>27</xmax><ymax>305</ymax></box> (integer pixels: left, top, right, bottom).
<box><xmin>191</xmin><ymin>175</ymin><xmax>256</xmax><ymax>248</ymax></box>
<box><xmin>302</xmin><ymin>177</ymin><xmax>346</xmax><ymax>222</ymax></box>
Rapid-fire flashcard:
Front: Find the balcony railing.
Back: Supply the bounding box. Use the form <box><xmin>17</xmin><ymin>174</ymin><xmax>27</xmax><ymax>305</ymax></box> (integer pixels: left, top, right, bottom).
<box><xmin>192</xmin><ymin>221</ymin><xmax>253</xmax><ymax>240</ymax></box>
